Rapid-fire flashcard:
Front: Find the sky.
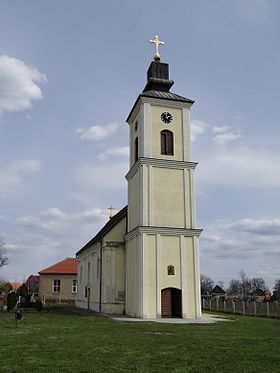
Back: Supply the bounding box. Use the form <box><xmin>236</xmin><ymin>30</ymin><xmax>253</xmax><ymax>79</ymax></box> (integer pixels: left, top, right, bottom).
<box><xmin>0</xmin><ymin>0</ymin><xmax>279</xmax><ymax>290</ymax></box>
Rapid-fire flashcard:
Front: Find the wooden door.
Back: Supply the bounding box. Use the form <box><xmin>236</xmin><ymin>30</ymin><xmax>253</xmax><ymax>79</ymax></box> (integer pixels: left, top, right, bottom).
<box><xmin>161</xmin><ymin>288</ymin><xmax>172</xmax><ymax>317</ymax></box>
<box><xmin>161</xmin><ymin>288</ymin><xmax>182</xmax><ymax>318</ymax></box>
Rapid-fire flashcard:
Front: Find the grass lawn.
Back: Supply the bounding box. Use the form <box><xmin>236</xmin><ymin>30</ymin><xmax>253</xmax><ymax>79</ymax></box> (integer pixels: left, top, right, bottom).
<box><xmin>0</xmin><ymin>307</ymin><xmax>279</xmax><ymax>373</ymax></box>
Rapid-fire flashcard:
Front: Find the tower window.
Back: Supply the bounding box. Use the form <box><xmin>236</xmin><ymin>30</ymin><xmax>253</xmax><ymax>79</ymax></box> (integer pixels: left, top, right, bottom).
<box><xmin>161</xmin><ymin>130</ymin><xmax>174</xmax><ymax>155</ymax></box>
<box><xmin>134</xmin><ymin>137</ymin><xmax>139</xmax><ymax>162</ymax></box>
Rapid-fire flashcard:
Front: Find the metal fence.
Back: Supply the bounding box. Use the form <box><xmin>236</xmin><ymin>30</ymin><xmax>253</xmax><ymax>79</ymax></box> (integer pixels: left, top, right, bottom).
<box><xmin>202</xmin><ymin>299</ymin><xmax>280</xmax><ymax>319</ymax></box>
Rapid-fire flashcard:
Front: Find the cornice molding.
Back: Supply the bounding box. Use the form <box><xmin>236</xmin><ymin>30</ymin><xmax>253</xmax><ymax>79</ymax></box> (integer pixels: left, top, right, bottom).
<box><xmin>126</xmin><ymin>157</ymin><xmax>198</xmax><ymax>180</ymax></box>
<box><xmin>125</xmin><ymin>226</ymin><xmax>203</xmax><ymax>241</ymax></box>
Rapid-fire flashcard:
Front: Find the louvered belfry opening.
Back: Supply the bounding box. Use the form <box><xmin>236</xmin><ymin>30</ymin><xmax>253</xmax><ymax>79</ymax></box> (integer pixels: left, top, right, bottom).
<box><xmin>161</xmin><ymin>130</ymin><xmax>174</xmax><ymax>155</ymax></box>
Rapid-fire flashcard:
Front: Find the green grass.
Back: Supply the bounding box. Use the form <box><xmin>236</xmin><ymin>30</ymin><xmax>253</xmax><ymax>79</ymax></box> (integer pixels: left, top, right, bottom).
<box><xmin>0</xmin><ymin>308</ymin><xmax>279</xmax><ymax>373</ymax></box>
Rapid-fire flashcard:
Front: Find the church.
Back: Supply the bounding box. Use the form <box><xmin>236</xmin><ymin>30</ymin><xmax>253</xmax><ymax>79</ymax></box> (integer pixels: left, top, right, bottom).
<box><xmin>76</xmin><ymin>37</ymin><xmax>202</xmax><ymax>319</ymax></box>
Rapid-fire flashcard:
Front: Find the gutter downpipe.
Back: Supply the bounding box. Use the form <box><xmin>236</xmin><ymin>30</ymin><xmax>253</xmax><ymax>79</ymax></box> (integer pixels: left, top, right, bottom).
<box><xmin>99</xmin><ymin>240</ymin><xmax>103</xmax><ymax>313</ymax></box>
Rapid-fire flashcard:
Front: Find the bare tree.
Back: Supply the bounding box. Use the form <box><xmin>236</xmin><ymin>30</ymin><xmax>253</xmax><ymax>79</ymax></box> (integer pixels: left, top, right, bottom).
<box><xmin>271</xmin><ymin>279</ymin><xmax>280</xmax><ymax>300</ymax></box>
<box><xmin>251</xmin><ymin>278</ymin><xmax>267</xmax><ymax>294</ymax></box>
<box><xmin>0</xmin><ymin>237</ymin><xmax>8</xmax><ymax>268</ymax></box>
<box><xmin>217</xmin><ymin>281</ymin><xmax>225</xmax><ymax>289</ymax></box>
<box><xmin>274</xmin><ymin>279</ymin><xmax>280</xmax><ymax>292</ymax></box>
<box><xmin>200</xmin><ymin>275</ymin><xmax>214</xmax><ymax>295</ymax></box>
<box><xmin>227</xmin><ymin>279</ymin><xmax>242</xmax><ymax>297</ymax></box>
<box><xmin>239</xmin><ymin>269</ymin><xmax>252</xmax><ymax>298</ymax></box>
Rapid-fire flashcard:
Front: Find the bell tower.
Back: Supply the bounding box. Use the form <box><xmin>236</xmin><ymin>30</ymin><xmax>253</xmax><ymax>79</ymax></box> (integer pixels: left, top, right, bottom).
<box><xmin>125</xmin><ymin>37</ymin><xmax>202</xmax><ymax>319</ymax></box>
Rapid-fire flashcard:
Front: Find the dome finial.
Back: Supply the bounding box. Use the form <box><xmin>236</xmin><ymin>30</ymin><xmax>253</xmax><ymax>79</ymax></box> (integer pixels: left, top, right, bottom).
<box><xmin>149</xmin><ymin>35</ymin><xmax>164</xmax><ymax>62</ymax></box>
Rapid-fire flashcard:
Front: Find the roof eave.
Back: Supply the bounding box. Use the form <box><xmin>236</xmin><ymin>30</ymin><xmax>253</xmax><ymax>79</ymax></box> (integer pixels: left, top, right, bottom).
<box><xmin>126</xmin><ymin>93</ymin><xmax>195</xmax><ymax>124</ymax></box>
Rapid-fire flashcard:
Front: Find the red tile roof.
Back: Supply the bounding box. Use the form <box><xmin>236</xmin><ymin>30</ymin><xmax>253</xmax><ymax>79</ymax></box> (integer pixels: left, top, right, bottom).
<box><xmin>10</xmin><ymin>281</ymin><xmax>22</xmax><ymax>290</ymax></box>
<box><xmin>39</xmin><ymin>258</ymin><xmax>78</xmax><ymax>275</ymax></box>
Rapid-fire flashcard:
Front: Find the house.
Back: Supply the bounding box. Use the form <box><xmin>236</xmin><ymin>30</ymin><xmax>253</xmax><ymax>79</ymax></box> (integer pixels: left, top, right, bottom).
<box><xmin>25</xmin><ymin>275</ymin><xmax>40</xmax><ymax>294</ymax></box>
<box><xmin>76</xmin><ymin>38</ymin><xmax>202</xmax><ymax>319</ymax></box>
<box><xmin>210</xmin><ymin>285</ymin><xmax>226</xmax><ymax>299</ymax></box>
<box><xmin>38</xmin><ymin>258</ymin><xmax>78</xmax><ymax>304</ymax></box>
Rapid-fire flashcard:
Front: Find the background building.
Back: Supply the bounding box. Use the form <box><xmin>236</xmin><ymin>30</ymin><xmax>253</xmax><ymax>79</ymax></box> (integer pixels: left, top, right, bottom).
<box><xmin>39</xmin><ymin>258</ymin><xmax>78</xmax><ymax>304</ymax></box>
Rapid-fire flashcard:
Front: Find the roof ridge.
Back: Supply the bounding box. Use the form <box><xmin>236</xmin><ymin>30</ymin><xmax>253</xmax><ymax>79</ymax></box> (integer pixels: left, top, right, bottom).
<box><xmin>76</xmin><ymin>206</ymin><xmax>127</xmax><ymax>256</ymax></box>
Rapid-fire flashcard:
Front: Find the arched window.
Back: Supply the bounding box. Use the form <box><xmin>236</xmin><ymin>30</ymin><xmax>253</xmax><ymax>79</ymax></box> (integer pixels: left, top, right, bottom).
<box><xmin>161</xmin><ymin>130</ymin><xmax>174</xmax><ymax>155</ymax></box>
<box><xmin>167</xmin><ymin>265</ymin><xmax>175</xmax><ymax>276</ymax></box>
<box><xmin>87</xmin><ymin>262</ymin><xmax>91</xmax><ymax>281</ymax></box>
<box><xmin>134</xmin><ymin>137</ymin><xmax>139</xmax><ymax>162</ymax></box>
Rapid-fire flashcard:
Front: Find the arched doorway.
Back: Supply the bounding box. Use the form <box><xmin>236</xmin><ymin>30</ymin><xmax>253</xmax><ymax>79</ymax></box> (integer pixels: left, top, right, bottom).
<box><xmin>161</xmin><ymin>288</ymin><xmax>182</xmax><ymax>318</ymax></box>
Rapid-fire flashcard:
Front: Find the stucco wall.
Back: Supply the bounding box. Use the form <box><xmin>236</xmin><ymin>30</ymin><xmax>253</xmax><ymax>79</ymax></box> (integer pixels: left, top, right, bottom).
<box><xmin>39</xmin><ymin>274</ymin><xmax>77</xmax><ymax>303</ymax></box>
<box><xmin>76</xmin><ymin>215</ymin><xmax>126</xmax><ymax>314</ymax></box>
<box><xmin>126</xmin><ymin>232</ymin><xmax>201</xmax><ymax>319</ymax></box>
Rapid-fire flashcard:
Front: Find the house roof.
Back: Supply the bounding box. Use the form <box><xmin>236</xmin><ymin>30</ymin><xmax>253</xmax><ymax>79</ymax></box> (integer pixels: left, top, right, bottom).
<box><xmin>76</xmin><ymin>206</ymin><xmax>127</xmax><ymax>256</ymax></box>
<box><xmin>38</xmin><ymin>258</ymin><xmax>78</xmax><ymax>275</ymax></box>
<box><xmin>140</xmin><ymin>90</ymin><xmax>194</xmax><ymax>104</ymax></box>
<box><xmin>10</xmin><ymin>281</ymin><xmax>22</xmax><ymax>290</ymax></box>
<box><xmin>26</xmin><ymin>275</ymin><xmax>39</xmax><ymax>283</ymax></box>
<box><xmin>126</xmin><ymin>61</ymin><xmax>194</xmax><ymax>123</ymax></box>
<box><xmin>211</xmin><ymin>285</ymin><xmax>226</xmax><ymax>294</ymax></box>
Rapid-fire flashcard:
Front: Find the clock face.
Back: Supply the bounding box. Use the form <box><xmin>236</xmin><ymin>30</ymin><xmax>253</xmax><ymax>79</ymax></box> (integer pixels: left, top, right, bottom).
<box><xmin>161</xmin><ymin>112</ymin><xmax>173</xmax><ymax>124</ymax></box>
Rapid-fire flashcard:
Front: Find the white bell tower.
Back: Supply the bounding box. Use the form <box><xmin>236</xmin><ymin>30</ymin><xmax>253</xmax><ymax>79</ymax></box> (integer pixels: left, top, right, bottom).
<box><xmin>125</xmin><ymin>38</ymin><xmax>202</xmax><ymax>319</ymax></box>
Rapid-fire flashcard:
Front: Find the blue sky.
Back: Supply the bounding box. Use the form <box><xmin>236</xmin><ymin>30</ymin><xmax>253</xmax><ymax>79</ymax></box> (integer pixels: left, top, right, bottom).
<box><xmin>0</xmin><ymin>0</ymin><xmax>279</xmax><ymax>290</ymax></box>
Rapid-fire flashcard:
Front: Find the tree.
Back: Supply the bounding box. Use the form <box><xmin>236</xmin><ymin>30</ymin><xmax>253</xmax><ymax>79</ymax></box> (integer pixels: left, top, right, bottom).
<box><xmin>217</xmin><ymin>281</ymin><xmax>225</xmax><ymax>290</ymax></box>
<box><xmin>227</xmin><ymin>279</ymin><xmax>242</xmax><ymax>297</ymax></box>
<box><xmin>227</xmin><ymin>271</ymin><xmax>267</xmax><ymax>299</ymax></box>
<box><xmin>272</xmin><ymin>279</ymin><xmax>280</xmax><ymax>300</ymax></box>
<box><xmin>0</xmin><ymin>237</ymin><xmax>8</xmax><ymax>268</ymax></box>
<box><xmin>251</xmin><ymin>278</ymin><xmax>267</xmax><ymax>295</ymax></box>
<box><xmin>200</xmin><ymin>275</ymin><xmax>214</xmax><ymax>295</ymax></box>
<box><xmin>274</xmin><ymin>279</ymin><xmax>280</xmax><ymax>293</ymax></box>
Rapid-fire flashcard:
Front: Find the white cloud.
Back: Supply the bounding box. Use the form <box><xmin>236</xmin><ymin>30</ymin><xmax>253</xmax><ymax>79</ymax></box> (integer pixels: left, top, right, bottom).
<box><xmin>75</xmin><ymin>161</ymin><xmax>128</xmax><ymax>192</ymax></box>
<box><xmin>190</xmin><ymin>120</ymin><xmax>207</xmax><ymax>141</ymax></box>
<box><xmin>197</xmin><ymin>146</ymin><xmax>280</xmax><ymax>188</ymax></box>
<box><xmin>0</xmin><ymin>55</ymin><xmax>47</xmax><ymax>112</ymax></box>
<box><xmin>212</xmin><ymin>125</ymin><xmax>242</xmax><ymax>145</ymax></box>
<box><xmin>212</xmin><ymin>126</ymin><xmax>230</xmax><ymax>134</ymax></box>
<box><xmin>200</xmin><ymin>217</ymin><xmax>280</xmax><ymax>289</ymax></box>
<box><xmin>17</xmin><ymin>207</ymin><xmax>108</xmax><ymax>233</ymax></box>
<box><xmin>0</xmin><ymin>159</ymin><xmax>41</xmax><ymax>199</ymax></box>
<box><xmin>1</xmin><ymin>206</ymin><xmax>115</xmax><ymax>280</ymax></box>
<box><xmin>97</xmin><ymin>146</ymin><xmax>129</xmax><ymax>160</ymax></box>
<box><xmin>230</xmin><ymin>218</ymin><xmax>280</xmax><ymax>235</ymax></box>
<box><xmin>76</xmin><ymin>122</ymin><xmax>120</xmax><ymax>141</ymax></box>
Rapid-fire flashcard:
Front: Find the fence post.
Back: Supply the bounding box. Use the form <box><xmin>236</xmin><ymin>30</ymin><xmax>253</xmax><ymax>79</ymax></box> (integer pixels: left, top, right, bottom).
<box><xmin>210</xmin><ymin>299</ymin><xmax>212</xmax><ymax>311</ymax></box>
<box><xmin>254</xmin><ymin>302</ymin><xmax>257</xmax><ymax>317</ymax></box>
<box><xmin>232</xmin><ymin>301</ymin><xmax>235</xmax><ymax>314</ymax></box>
<box><xmin>266</xmin><ymin>302</ymin><xmax>270</xmax><ymax>318</ymax></box>
<box><xmin>224</xmin><ymin>300</ymin><xmax>226</xmax><ymax>313</ymax></box>
<box><xmin>216</xmin><ymin>298</ymin><xmax>219</xmax><ymax>312</ymax></box>
<box><xmin>242</xmin><ymin>301</ymin><xmax>245</xmax><ymax>316</ymax></box>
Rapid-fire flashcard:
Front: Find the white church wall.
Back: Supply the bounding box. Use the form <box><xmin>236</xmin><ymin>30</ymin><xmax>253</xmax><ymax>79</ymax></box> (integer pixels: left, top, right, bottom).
<box><xmin>182</xmin><ymin>236</ymin><xmax>201</xmax><ymax>318</ymax></box>
<box><xmin>160</xmin><ymin>235</ymin><xmax>181</xmax><ymax>290</ymax></box>
<box><xmin>150</xmin><ymin>105</ymin><xmax>183</xmax><ymax>161</ymax></box>
<box><xmin>75</xmin><ymin>240</ymin><xmax>101</xmax><ymax>310</ymax></box>
<box><xmin>128</xmin><ymin>169</ymin><xmax>140</xmax><ymax>231</ymax></box>
<box><xmin>126</xmin><ymin>235</ymin><xmax>142</xmax><ymax>317</ymax></box>
<box><xmin>152</xmin><ymin>167</ymin><xmax>185</xmax><ymax>228</ymax></box>
<box><xmin>144</xmin><ymin>234</ymin><xmax>157</xmax><ymax>318</ymax></box>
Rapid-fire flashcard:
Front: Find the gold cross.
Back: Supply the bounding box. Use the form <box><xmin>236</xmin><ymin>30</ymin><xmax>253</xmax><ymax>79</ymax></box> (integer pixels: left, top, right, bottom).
<box><xmin>149</xmin><ymin>35</ymin><xmax>164</xmax><ymax>61</ymax></box>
